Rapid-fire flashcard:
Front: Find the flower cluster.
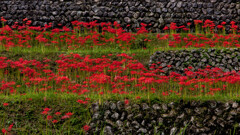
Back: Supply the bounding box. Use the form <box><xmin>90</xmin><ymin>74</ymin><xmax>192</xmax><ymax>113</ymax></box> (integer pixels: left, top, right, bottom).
<box><xmin>1</xmin><ymin>53</ymin><xmax>240</xmax><ymax>98</ymax></box>
<box><xmin>0</xmin><ymin>18</ymin><xmax>239</xmax><ymax>51</ymax></box>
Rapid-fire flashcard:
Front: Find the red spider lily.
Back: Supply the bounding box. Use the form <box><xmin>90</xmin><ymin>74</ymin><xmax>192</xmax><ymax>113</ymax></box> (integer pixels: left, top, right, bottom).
<box><xmin>61</xmin><ymin>115</ymin><xmax>70</xmax><ymax>119</ymax></box>
<box><xmin>187</xmin><ymin>22</ymin><xmax>191</xmax><ymax>26</ymax></box>
<box><xmin>47</xmin><ymin>115</ymin><xmax>53</xmax><ymax>120</ymax></box>
<box><xmin>23</xmin><ymin>18</ymin><xmax>28</xmax><ymax>22</ymax></box>
<box><xmin>170</xmin><ymin>22</ymin><xmax>178</xmax><ymax>30</ymax></box>
<box><xmin>55</xmin><ymin>112</ymin><xmax>61</xmax><ymax>115</ymax></box>
<box><xmin>77</xmin><ymin>99</ymin><xmax>88</xmax><ymax>104</ymax></box>
<box><xmin>2</xmin><ymin>128</ymin><xmax>7</xmax><ymax>134</ymax></box>
<box><xmin>8</xmin><ymin>123</ymin><xmax>13</xmax><ymax>132</ymax></box>
<box><xmin>230</xmin><ymin>21</ymin><xmax>235</xmax><ymax>25</ymax></box>
<box><xmin>163</xmin><ymin>26</ymin><xmax>169</xmax><ymax>30</ymax></box>
<box><xmin>194</xmin><ymin>20</ymin><xmax>203</xmax><ymax>24</ymax></box>
<box><xmin>183</xmin><ymin>28</ymin><xmax>190</xmax><ymax>31</ymax></box>
<box><xmin>52</xmin><ymin>120</ymin><xmax>58</xmax><ymax>124</ymax></box>
<box><xmin>90</xmin><ymin>73</ymin><xmax>110</xmax><ymax>84</ymax></box>
<box><xmin>83</xmin><ymin>125</ymin><xmax>90</xmax><ymax>132</ymax></box>
<box><xmin>221</xmin><ymin>22</ymin><xmax>226</xmax><ymax>25</ymax></box>
<box><xmin>217</xmin><ymin>25</ymin><xmax>223</xmax><ymax>29</ymax></box>
<box><xmin>113</xmin><ymin>21</ymin><xmax>120</xmax><ymax>28</ymax></box>
<box><xmin>3</xmin><ymin>103</ymin><xmax>9</xmax><ymax>106</ymax></box>
<box><xmin>1</xmin><ymin>123</ymin><xmax>14</xmax><ymax>134</ymax></box>
<box><xmin>1</xmin><ymin>17</ymin><xmax>7</xmax><ymax>22</ymax></box>
<box><xmin>26</xmin><ymin>20</ymin><xmax>32</xmax><ymax>26</ymax></box>
<box><xmin>41</xmin><ymin>108</ymin><xmax>51</xmax><ymax>115</ymax></box>
<box><xmin>124</xmin><ymin>99</ymin><xmax>129</xmax><ymax>105</ymax></box>
<box><xmin>41</xmin><ymin>111</ymin><xmax>49</xmax><ymax>115</ymax></box>
<box><xmin>140</xmin><ymin>23</ymin><xmax>147</xmax><ymax>27</ymax></box>
<box><xmin>136</xmin><ymin>96</ymin><xmax>141</xmax><ymax>99</ymax></box>
<box><xmin>65</xmin><ymin>112</ymin><xmax>73</xmax><ymax>116</ymax></box>
<box><xmin>162</xmin><ymin>91</ymin><xmax>169</xmax><ymax>96</ymax></box>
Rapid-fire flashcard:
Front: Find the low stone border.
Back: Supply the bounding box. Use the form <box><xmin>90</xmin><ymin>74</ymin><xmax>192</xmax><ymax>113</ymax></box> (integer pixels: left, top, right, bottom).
<box><xmin>149</xmin><ymin>48</ymin><xmax>240</xmax><ymax>75</ymax></box>
<box><xmin>87</xmin><ymin>100</ymin><xmax>240</xmax><ymax>135</ymax></box>
<box><xmin>0</xmin><ymin>0</ymin><xmax>240</xmax><ymax>32</ymax></box>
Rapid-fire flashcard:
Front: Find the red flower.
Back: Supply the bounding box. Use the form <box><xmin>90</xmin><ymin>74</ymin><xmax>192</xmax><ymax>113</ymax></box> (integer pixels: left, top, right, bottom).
<box><xmin>217</xmin><ymin>25</ymin><xmax>223</xmax><ymax>29</ymax></box>
<box><xmin>3</xmin><ymin>103</ymin><xmax>8</xmax><ymax>106</ymax></box>
<box><xmin>2</xmin><ymin>128</ymin><xmax>7</xmax><ymax>134</ymax></box>
<box><xmin>188</xmin><ymin>66</ymin><xmax>193</xmax><ymax>70</ymax></box>
<box><xmin>65</xmin><ymin>112</ymin><xmax>73</xmax><ymax>116</ymax></box>
<box><xmin>136</xmin><ymin>96</ymin><xmax>141</xmax><ymax>99</ymax></box>
<box><xmin>47</xmin><ymin>115</ymin><xmax>53</xmax><ymax>120</ymax></box>
<box><xmin>221</xmin><ymin>22</ymin><xmax>226</xmax><ymax>25</ymax></box>
<box><xmin>194</xmin><ymin>20</ymin><xmax>203</xmax><ymax>24</ymax></box>
<box><xmin>140</xmin><ymin>23</ymin><xmax>147</xmax><ymax>27</ymax></box>
<box><xmin>162</xmin><ymin>91</ymin><xmax>169</xmax><ymax>96</ymax></box>
<box><xmin>23</xmin><ymin>18</ymin><xmax>28</xmax><ymax>21</ymax></box>
<box><xmin>61</xmin><ymin>115</ymin><xmax>70</xmax><ymax>119</ymax></box>
<box><xmin>230</xmin><ymin>21</ymin><xmax>235</xmax><ymax>25</ymax></box>
<box><xmin>83</xmin><ymin>125</ymin><xmax>90</xmax><ymax>132</ymax></box>
<box><xmin>1</xmin><ymin>17</ymin><xmax>7</xmax><ymax>22</ymax></box>
<box><xmin>8</xmin><ymin>123</ymin><xmax>14</xmax><ymax>131</ymax></box>
<box><xmin>55</xmin><ymin>112</ymin><xmax>61</xmax><ymax>115</ymax></box>
<box><xmin>163</xmin><ymin>26</ymin><xmax>169</xmax><ymax>30</ymax></box>
<box><xmin>124</xmin><ymin>99</ymin><xmax>129</xmax><ymax>105</ymax></box>
<box><xmin>43</xmin><ymin>108</ymin><xmax>51</xmax><ymax>112</ymax></box>
<box><xmin>77</xmin><ymin>99</ymin><xmax>84</xmax><ymax>104</ymax></box>
<box><xmin>52</xmin><ymin>120</ymin><xmax>58</xmax><ymax>124</ymax></box>
<box><xmin>41</xmin><ymin>111</ymin><xmax>49</xmax><ymax>115</ymax></box>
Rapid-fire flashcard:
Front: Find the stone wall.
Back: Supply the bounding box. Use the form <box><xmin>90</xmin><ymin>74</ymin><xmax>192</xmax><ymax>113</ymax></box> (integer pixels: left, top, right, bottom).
<box><xmin>87</xmin><ymin>100</ymin><xmax>240</xmax><ymax>134</ymax></box>
<box><xmin>0</xmin><ymin>0</ymin><xmax>240</xmax><ymax>32</ymax></box>
<box><xmin>149</xmin><ymin>48</ymin><xmax>240</xmax><ymax>75</ymax></box>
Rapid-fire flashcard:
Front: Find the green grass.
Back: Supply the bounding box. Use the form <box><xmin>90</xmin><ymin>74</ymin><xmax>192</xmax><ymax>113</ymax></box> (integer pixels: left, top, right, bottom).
<box><xmin>0</xmin><ymin>92</ymin><xmax>90</xmax><ymax>134</ymax></box>
<box><xmin>1</xmin><ymin>91</ymin><xmax>240</xmax><ymax>134</ymax></box>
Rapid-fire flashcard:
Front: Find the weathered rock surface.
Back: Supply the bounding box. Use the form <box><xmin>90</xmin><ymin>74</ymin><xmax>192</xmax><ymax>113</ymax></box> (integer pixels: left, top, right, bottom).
<box><xmin>0</xmin><ymin>0</ymin><xmax>239</xmax><ymax>32</ymax></box>
<box><xmin>149</xmin><ymin>48</ymin><xmax>240</xmax><ymax>75</ymax></box>
<box><xmin>87</xmin><ymin>101</ymin><xmax>240</xmax><ymax>134</ymax></box>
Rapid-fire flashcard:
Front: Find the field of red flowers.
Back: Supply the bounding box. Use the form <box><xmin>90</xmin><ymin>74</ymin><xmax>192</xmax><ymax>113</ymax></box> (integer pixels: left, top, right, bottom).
<box><xmin>1</xmin><ymin>18</ymin><xmax>240</xmax><ymax>134</ymax></box>
<box><xmin>0</xmin><ymin>18</ymin><xmax>240</xmax><ymax>52</ymax></box>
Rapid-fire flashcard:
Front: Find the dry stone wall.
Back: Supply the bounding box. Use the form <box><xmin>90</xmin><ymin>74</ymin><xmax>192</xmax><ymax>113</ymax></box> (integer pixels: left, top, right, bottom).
<box><xmin>0</xmin><ymin>0</ymin><xmax>240</xmax><ymax>31</ymax></box>
<box><xmin>87</xmin><ymin>100</ymin><xmax>240</xmax><ymax>135</ymax></box>
<box><xmin>149</xmin><ymin>48</ymin><xmax>240</xmax><ymax>75</ymax></box>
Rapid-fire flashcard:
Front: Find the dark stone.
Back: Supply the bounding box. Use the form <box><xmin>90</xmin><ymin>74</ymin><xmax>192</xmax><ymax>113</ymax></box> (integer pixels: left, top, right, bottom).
<box><xmin>117</xmin><ymin>101</ymin><xmax>124</xmax><ymax>110</ymax></box>
<box><xmin>156</xmin><ymin>8</ymin><xmax>161</xmax><ymax>14</ymax></box>
<box><xmin>132</xmin><ymin>121</ymin><xmax>140</xmax><ymax>129</ymax></box>
<box><xmin>116</xmin><ymin>120</ymin><xmax>123</xmax><ymax>127</ymax></box>
<box><xmin>170</xmin><ymin>127</ymin><xmax>177</xmax><ymax>135</ymax></box>
<box><xmin>111</xmin><ymin>112</ymin><xmax>119</xmax><ymax>120</ymax></box>
<box><xmin>124</xmin><ymin>17</ymin><xmax>131</xmax><ymax>24</ymax></box>
<box><xmin>104</xmin><ymin>110</ymin><xmax>111</xmax><ymax>119</ymax></box>
<box><xmin>142</xmin><ymin>103</ymin><xmax>150</xmax><ymax>110</ymax></box>
<box><xmin>93</xmin><ymin>112</ymin><xmax>100</xmax><ymax>120</ymax></box>
<box><xmin>103</xmin><ymin>126</ymin><xmax>113</xmax><ymax>135</ymax></box>
<box><xmin>110</xmin><ymin>102</ymin><xmax>117</xmax><ymax>111</ymax></box>
<box><xmin>201</xmin><ymin>58</ymin><xmax>207</xmax><ymax>63</ymax></box>
<box><xmin>207</xmin><ymin>8</ymin><xmax>214</xmax><ymax>14</ymax></box>
<box><xmin>136</xmin><ymin>127</ymin><xmax>147</xmax><ymax>134</ymax></box>
<box><xmin>153</xmin><ymin>104</ymin><xmax>161</xmax><ymax>110</ymax></box>
<box><xmin>232</xmin><ymin>102</ymin><xmax>238</xmax><ymax>108</ymax></box>
<box><xmin>92</xmin><ymin>102</ymin><xmax>99</xmax><ymax>113</ymax></box>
